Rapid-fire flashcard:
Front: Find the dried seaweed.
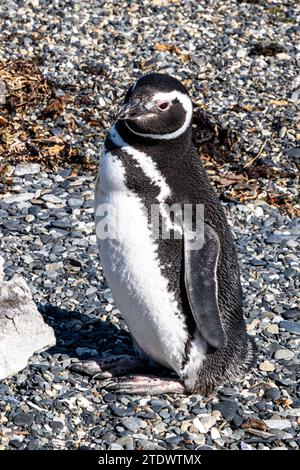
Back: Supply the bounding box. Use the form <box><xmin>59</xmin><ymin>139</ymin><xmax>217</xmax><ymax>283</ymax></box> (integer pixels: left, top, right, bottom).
<box><xmin>0</xmin><ymin>59</ymin><xmax>51</xmax><ymax>112</ymax></box>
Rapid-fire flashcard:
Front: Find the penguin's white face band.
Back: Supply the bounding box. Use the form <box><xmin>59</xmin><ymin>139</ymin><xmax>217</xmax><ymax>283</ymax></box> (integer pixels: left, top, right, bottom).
<box><xmin>127</xmin><ymin>90</ymin><xmax>193</xmax><ymax>140</ymax></box>
<box><xmin>118</xmin><ymin>89</ymin><xmax>193</xmax><ymax>141</ymax></box>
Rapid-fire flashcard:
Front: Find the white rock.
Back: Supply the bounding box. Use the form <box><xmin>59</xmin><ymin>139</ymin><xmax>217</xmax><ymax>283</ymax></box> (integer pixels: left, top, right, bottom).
<box><xmin>274</xmin><ymin>349</ymin><xmax>294</xmax><ymax>360</ymax></box>
<box><xmin>193</xmin><ymin>415</ymin><xmax>216</xmax><ymax>433</ymax></box>
<box><xmin>254</xmin><ymin>206</ymin><xmax>264</xmax><ymax>217</ymax></box>
<box><xmin>259</xmin><ymin>361</ymin><xmax>275</xmax><ymax>372</ymax></box>
<box><xmin>276</xmin><ymin>53</ymin><xmax>291</xmax><ymax>61</ymax></box>
<box><xmin>14</xmin><ymin>164</ymin><xmax>40</xmax><ymax>176</ymax></box>
<box><xmin>265</xmin><ymin>419</ymin><xmax>292</xmax><ymax>430</ymax></box>
<box><xmin>42</xmin><ymin>194</ymin><xmax>63</xmax><ymax>204</ymax></box>
<box><xmin>210</xmin><ymin>427</ymin><xmax>220</xmax><ymax>440</ymax></box>
<box><xmin>241</xmin><ymin>442</ymin><xmax>253</xmax><ymax>450</ymax></box>
<box><xmin>86</xmin><ymin>287</ymin><xmax>98</xmax><ymax>296</ymax></box>
<box><xmin>0</xmin><ymin>256</ymin><xmax>56</xmax><ymax>380</ymax></box>
<box><xmin>45</xmin><ymin>262</ymin><xmax>63</xmax><ymax>271</ymax></box>
<box><xmin>236</xmin><ymin>48</ymin><xmax>247</xmax><ymax>59</ymax></box>
<box><xmin>266</xmin><ymin>324</ymin><xmax>279</xmax><ymax>334</ymax></box>
<box><xmin>1</xmin><ymin>193</ymin><xmax>35</xmax><ymax>204</ymax></box>
<box><xmin>76</xmin><ymin>396</ymin><xmax>94</xmax><ymax>410</ymax></box>
<box><xmin>25</xmin><ymin>214</ymin><xmax>35</xmax><ymax>223</ymax></box>
<box><xmin>192</xmin><ymin>417</ymin><xmax>206</xmax><ymax>433</ymax></box>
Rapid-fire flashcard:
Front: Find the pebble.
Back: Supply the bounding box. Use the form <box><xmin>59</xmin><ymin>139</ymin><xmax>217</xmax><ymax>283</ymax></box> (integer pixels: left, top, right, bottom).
<box><xmin>212</xmin><ymin>402</ymin><xmax>239</xmax><ymax>421</ymax></box>
<box><xmin>282</xmin><ymin>310</ymin><xmax>300</xmax><ymax>320</ymax></box>
<box><xmin>14</xmin><ymin>164</ymin><xmax>40</xmax><ymax>176</ymax></box>
<box><xmin>13</xmin><ymin>412</ymin><xmax>34</xmax><ymax>426</ymax></box>
<box><xmin>279</xmin><ymin>321</ymin><xmax>300</xmax><ymax>335</ymax></box>
<box><xmin>67</xmin><ymin>197</ymin><xmax>85</xmax><ymax>208</ymax></box>
<box><xmin>259</xmin><ymin>361</ymin><xmax>275</xmax><ymax>372</ymax></box>
<box><xmin>121</xmin><ymin>417</ymin><xmax>147</xmax><ymax>433</ymax></box>
<box><xmin>114</xmin><ymin>436</ymin><xmax>134</xmax><ymax>450</ymax></box>
<box><xmin>108</xmin><ymin>443</ymin><xmax>123</xmax><ymax>450</ymax></box>
<box><xmin>266</xmin><ymin>324</ymin><xmax>279</xmax><ymax>335</ymax></box>
<box><xmin>274</xmin><ymin>349</ymin><xmax>294</xmax><ymax>360</ymax></box>
<box><xmin>264</xmin><ymin>388</ymin><xmax>280</xmax><ymax>401</ymax></box>
<box><xmin>41</xmin><ymin>194</ymin><xmax>63</xmax><ymax>204</ymax></box>
<box><xmin>265</xmin><ymin>419</ymin><xmax>292</xmax><ymax>431</ymax></box>
<box><xmin>2</xmin><ymin>193</ymin><xmax>34</xmax><ymax>204</ymax></box>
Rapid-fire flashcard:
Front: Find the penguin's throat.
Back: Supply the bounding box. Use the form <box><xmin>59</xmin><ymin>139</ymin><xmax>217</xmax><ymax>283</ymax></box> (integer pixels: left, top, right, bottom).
<box><xmin>113</xmin><ymin>120</ymin><xmax>191</xmax><ymax>156</ymax></box>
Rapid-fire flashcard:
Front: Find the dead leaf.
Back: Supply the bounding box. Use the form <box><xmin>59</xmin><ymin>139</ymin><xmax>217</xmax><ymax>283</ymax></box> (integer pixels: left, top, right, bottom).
<box><xmin>154</xmin><ymin>43</ymin><xmax>181</xmax><ymax>54</ymax></box>
<box><xmin>0</xmin><ymin>116</ymin><xmax>9</xmax><ymax>127</ymax></box>
<box><xmin>0</xmin><ymin>163</ymin><xmax>8</xmax><ymax>177</ymax></box>
<box><xmin>274</xmin><ymin>398</ymin><xmax>293</xmax><ymax>408</ymax></box>
<box><xmin>231</xmin><ymin>103</ymin><xmax>253</xmax><ymax>112</ymax></box>
<box><xmin>241</xmin><ymin>418</ymin><xmax>267</xmax><ymax>432</ymax></box>
<box><xmin>179</xmin><ymin>54</ymin><xmax>191</xmax><ymax>63</ymax></box>
<box><xmin>40</xmin><ymin>97</ymin><xmax>66</xmax><ymax>120</ymax></box>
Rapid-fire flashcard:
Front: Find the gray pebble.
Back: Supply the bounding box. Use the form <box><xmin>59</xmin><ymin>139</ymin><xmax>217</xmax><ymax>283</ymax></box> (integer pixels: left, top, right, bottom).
<box><xmin>279</xmin><ymin>321</ymin><xmax>300</xmax><ymax>335</ymax></box>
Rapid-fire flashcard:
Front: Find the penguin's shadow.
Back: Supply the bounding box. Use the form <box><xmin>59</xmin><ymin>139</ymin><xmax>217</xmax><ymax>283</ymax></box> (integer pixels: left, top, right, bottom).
<box><xmin>38</xmin><ymin>304</ymin><xmax>134</xmax><ymax>359</ymax></box>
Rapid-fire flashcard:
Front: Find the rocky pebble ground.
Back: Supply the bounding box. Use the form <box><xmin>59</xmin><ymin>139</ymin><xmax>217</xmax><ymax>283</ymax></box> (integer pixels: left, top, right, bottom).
<box><xmin>0</xmin><ymin>0</ymin><xmax>299</xmax><ymax>451</ymax></box>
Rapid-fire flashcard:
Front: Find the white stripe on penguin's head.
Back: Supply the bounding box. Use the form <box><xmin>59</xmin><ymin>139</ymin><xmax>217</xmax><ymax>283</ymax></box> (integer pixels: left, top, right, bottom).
<box><xmin>125</xmin><ymin>90</ymin><xmax>193</xmax><ymax>141</ymax></box>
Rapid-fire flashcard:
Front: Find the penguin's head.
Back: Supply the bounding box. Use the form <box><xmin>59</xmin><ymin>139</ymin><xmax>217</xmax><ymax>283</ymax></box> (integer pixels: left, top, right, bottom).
<box><xmin>117</xmin><ymin>73</ymin><xmax>193</xmax><ymax>140</ymax></box>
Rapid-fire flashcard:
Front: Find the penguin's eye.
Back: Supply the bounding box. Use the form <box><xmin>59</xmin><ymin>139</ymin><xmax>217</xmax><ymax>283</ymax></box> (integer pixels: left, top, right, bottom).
<box><xmin>157</xmin><ymin>101</ymin><xmax>170</xmax><ymax>111</ymax></box>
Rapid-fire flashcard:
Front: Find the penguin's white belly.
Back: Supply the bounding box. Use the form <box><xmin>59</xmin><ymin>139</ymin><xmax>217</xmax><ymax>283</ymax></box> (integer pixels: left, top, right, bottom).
<box><xmin>95</xmin><ymin>150</ymin><xmax>188</xmax><ymax>375</ymax></box>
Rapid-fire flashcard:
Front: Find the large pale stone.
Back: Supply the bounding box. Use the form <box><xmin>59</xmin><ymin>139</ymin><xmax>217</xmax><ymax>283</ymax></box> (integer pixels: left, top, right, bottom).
<box><xmin>0</xmin><ymin>256</ymin><xmax>56</xmax><ymax>380</ymax></box>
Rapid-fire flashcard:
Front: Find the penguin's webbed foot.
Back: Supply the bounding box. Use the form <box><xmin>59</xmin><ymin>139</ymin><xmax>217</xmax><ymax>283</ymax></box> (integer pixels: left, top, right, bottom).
<box><xmin>106</xmin><ymin>374</ymin><xmax>186</xmax><ymax>395</ymax></box>
<box><xmin>70</xmin><ymin>354</ymin><xmax>145</xmax><ymax>378</ymax></box>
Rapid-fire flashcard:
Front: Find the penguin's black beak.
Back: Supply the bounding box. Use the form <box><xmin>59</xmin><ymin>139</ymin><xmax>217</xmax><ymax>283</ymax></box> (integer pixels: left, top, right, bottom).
<box><xmin>117</xmin><ymin>99</ymin><xmax>148</xmax><ymax>121</ymax></box>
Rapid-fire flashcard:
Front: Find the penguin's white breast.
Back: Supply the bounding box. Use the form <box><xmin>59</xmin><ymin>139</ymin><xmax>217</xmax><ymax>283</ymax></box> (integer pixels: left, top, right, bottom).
<box><xmin>95</xmin><ymin>146</ymin><xmax>188</xmax><ymax>374</ymax></box>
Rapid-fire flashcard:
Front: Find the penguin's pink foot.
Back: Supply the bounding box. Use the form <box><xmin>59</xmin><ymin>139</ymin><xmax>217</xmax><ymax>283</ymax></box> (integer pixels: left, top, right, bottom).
<box><xmin>70</xmin><ymin>354</ymin><xmax>145</xmax><ymax>378</ymax></box>
<box><xmin>105</xmin><ymin>374</ymin><xmax>186</xmax><ymax>395</ymax></box>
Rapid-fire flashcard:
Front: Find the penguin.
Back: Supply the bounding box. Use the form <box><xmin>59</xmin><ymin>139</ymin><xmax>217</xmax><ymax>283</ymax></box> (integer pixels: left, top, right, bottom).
<box><xmin>72</xmin><ymin>73</ymin><xmax>256</xmax><ymax>395</ymax></box>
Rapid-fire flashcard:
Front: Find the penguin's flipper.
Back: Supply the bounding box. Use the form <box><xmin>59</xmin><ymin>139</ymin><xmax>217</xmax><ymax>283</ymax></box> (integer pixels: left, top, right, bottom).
<box><xmin>184</xmin><ymin>224</ymin><xmax>227</xmax><ymax>349</ymax></box>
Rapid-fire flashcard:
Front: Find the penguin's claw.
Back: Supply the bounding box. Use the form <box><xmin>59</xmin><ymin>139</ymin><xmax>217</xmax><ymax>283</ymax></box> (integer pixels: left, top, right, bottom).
<box><xmin>105</xmin><ymin>374</ymin><xmax>186</xmax><ymax>395</ymax></box>
<box><xmin>70</xmin><ymin>354</ymin><xmax>145</xmax><ymax>377</ymax></box>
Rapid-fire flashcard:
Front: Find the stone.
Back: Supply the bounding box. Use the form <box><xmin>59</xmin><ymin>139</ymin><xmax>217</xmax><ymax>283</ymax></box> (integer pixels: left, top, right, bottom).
<box><xmin>210</xmin><ymin>427</ymin><xmax>220</xmax><ymax>440</ymax></box>
<box><xmin>259</xmin><ymin>361</ymin><xmax>275</xmax><ymax>372</ymax></box>
<box><xmin>264</xmin><ymin>388</ymin><xmax>280</xmax><ymax>401</ymax></box>
<box><xmin>212</xmin><ymin>402</ymin><xmax>239</xmax><ymax>421</ymax></box>
<box><xmin>41</xmin><ymin>194</ymin><xmax>63</xmax><ymax>204</ymax></box>
<box><xmin>75</xmin><ymin>347</ymin><xmax>98</xmax><ymax>358</ymax></box>
<box><xmin>193</xmin><ymin>415</ymin><xmax>216</xmax><ymax>433</ymax></box>
<box><xmin>265</xmin><ymin>419</ymin><xmax>292</xmax><ymax>430</ymax></box>
<box><xmin>86</xmin><ymin>287</ymin><xmax>98</xmax><ymax>296</ymax></box>
<box><xmin>67</xmin><ymin>197</ymin><xmax>84</xmax><ymax>208</ymax></box>
<box><xmin>279</xmin><ymin>321</ymin><xmax>300</xmax><ymax>335</ymax></box>
<box><xmin>45</xmin><ymin>262</ymin><xmax>63</xmax><ymax>271</ymax></box>
<box><xmin>274</xmin><ymin>349</ymin><xmax>294</xmax><ymax>360</ymax></box>
<box><xmin>1</xmin><ymin>193</ymin><xmax>35</xmax><ymax>204</ymax></box>
<box><xmin>108</xmin><ymin>443</ymin><xmax>123</xmax><ymax>450</ymax></box>
<box><xmin>254</xmin><ymin>206</ymin><xmax>264</xmax><ymax>217</ymax></box>
<box><xmin>266</xmin><ymin>324</ymin><xmax>279</xmax><ymax>334</ymax></box>
<box><xmin>0</xmin><ymin>256</ymin><xmax>56</xmax><ymax>380</ymax></box>
<box><xmin>51</xmin><ymin>219</ymin><xmax>72</xmax><ymax>229</ymax></box>
<box><xmin>121</xmin><ymin>417</ymin><xmax>146</xmax><ymax>432</ymax></box>
<box><xmin>25</xmin><ymin>214</ymin><xmax>35</xmax><ymax>223</ymax></box>
<box><xmin>14</xmin><ymin>164</ymin><xmax>40</xmax><ymax>176</ymax></box>
<box><xmin>14</xmin><ymin>412</ymin><xmax>35</xmax><ymax>426</ymax></box>
<box><xmin>282</xmin><ymin>310</ymin><xmax>300</xmax><ymax>320</ymax></box>
<box><xmin>114</xmin><ymin>435</ymin><xmax>134</xmax><ymax>450</ymax></box>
